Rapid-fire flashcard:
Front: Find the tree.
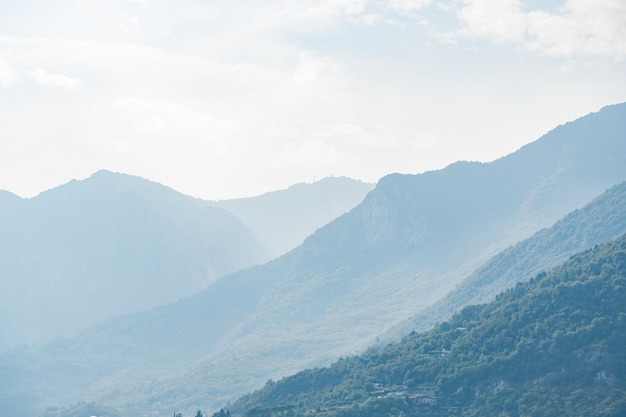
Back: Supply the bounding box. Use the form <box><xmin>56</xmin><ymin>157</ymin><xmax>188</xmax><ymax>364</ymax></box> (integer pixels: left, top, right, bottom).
<box><xmin>212</xmin><ymin>408</ymin><xmax>231</xmax><ymax>417</ymax></box>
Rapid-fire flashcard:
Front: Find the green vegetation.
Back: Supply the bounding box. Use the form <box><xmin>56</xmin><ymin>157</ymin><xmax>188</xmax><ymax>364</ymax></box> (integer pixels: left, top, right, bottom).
<box><xmin>232</xmin><ymin>233</ymin><xmax>626</xmax><ymax>417</ymax></box>
<box><xmin>40</xmin><ymin>402</ymin><xmax>124</xmax><ymax>417</ymax></box>
<box><xmin>385</xmin><ymin>179</ymin><xmax>626</xmax><ymax>341</ymax></box>
<box><xmin>4</xmin><ymin>104</ymin><xmax>626</xmax><ymax>417</ymax></box>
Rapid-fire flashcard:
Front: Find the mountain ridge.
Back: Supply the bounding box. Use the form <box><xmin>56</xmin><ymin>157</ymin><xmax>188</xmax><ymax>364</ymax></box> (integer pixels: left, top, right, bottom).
<box><xmin>207</xmin><ymin>176</ymin><xmax>374</xmax><ymax>257</ymax></box>
<box><xmin>381</xmin><ymin>179</ymin><xmax>626</xmax><ymax>342</ymax></box>
<box><xmin>92</xmin><ymin>102</ymin><xmax>626</xmax><ymax>413</ymax></box>
<box><xmin>0</xmin><ymin>170</ymin><xmax>270</xmax><ymax>351</ymax></box>
<box><xmin>3</xmin><ymin>103</ymin><xmax>626</xmax><ymax>416</ymax></box>
<box><xmin>0</xmin><ymin>171</ymin><xmax>372</xmax><ymax>352</ymax></box>
<box><xmin>230</xmin><ymin>231</ymin><xmax>626</xmax><ymax>417</ymax></box>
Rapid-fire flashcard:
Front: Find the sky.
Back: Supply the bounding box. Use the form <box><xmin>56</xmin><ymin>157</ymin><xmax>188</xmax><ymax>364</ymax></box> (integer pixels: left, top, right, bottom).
<box><xmin>1</xmin><ymin>0</ymin><xmax>625</xmax><ymax>200</ymax></box>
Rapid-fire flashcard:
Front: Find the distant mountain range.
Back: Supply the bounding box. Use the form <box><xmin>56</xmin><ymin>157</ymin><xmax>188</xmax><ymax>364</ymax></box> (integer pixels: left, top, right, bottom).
<box><xmin>0</xmin><ymin>172</ymin><xmax>372</xmax><ymax>351</ymax></box>
<box><xmin>2</xmin><ymin>102</ymin><xmax>626</xmax><ymax>417</ymax></box>
<box><xmin>230</xmin><ymin>231</ymin><xmax>626</xmax><ymax>417</ymax></box>
<box><xmin>207</xmin><ymin>177</ymin><xmax>375</xmax><ymax>258</ymax></box>
<box><xmin>0</xmin><ymin>171</ymin><xmax>268</xmax><ymax>351</ymax></box>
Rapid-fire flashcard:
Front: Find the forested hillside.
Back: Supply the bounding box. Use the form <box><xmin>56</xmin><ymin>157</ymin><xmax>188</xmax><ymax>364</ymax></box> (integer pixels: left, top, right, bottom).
<box><xmin>384</xmin><ymin>179</ymin><xmax>626</xmax><ymax>341</ymax></box>
<box><xmin>232</xmin><ymin>233</ymin><xmax>626</xmax><ymax>417</ymax></box>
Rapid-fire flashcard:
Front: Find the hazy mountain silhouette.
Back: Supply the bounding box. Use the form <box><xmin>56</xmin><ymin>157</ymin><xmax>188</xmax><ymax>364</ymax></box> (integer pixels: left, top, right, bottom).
<box><xmin>2</xmin><ymin>103</ymin><xmax>626</xmax><ymax>416</ymax></box>
<box><xmin>0</xmin><ymin>172</ymin><xmax>372</xmax><ymax>353</ymax></box>
<box><xmin>0</xmin><ymin>170</ymin><xmax>270</xmax><ymax>351</ymax></box>
<box><xmin>208</xmin><ymin>177</ymin><xmax>374</xmax><ymax>257</ymax></box>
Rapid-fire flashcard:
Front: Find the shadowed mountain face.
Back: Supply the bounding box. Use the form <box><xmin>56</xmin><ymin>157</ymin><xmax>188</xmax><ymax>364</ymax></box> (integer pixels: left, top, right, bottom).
<box><xmin>0</xmin><ymin>171</ymin><xmax>270</xmax><ymax>351</ymax></box>
<box><xmin>2</xmin><ymin>103</ymin><xmax>626</xmax><ymax>416</ymax></box>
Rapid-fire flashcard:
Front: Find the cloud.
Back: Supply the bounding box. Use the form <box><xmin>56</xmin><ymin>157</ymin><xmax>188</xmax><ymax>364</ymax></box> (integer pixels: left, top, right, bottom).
<box><xmin>456</xmin><ymin>0</ymin><xmax>527</xmax><ymax>42</ymax></box>
<box><xmin>28</xmin><ymin>68</ymin><xmax>82</xmax><ymax>90</ymax></box>
<box><xmin>113</xmin><ymin>96</ymin><xmax>209</xmax><ymax>133</ymax></box>
<box><xmin>386</xmin><ymin>0</ymin><xmax>432</xmax><ymax>13</ymax></box>
<box><xmin>272</xmin><ymin>0</ymin><xmax>433</xmax><ymax>29</ymax></box>
<box><xmin>126</xmin><ymin>0</ymin><xmax>151</xmax><ymax>7</ymax></box>
<box><xmin>275</xmin><ymin>138</ymin><xmax>346</xmax><ymax>168</ymax></box>
<box><xmin>1</xmin><ymin>0</ymin><xmax>624</xmax><ymax>201</ymax></box>
<box><xmin>110</xmin><ymin>96</ymin><xmax>247</xmax><ymax>154</ymax></box>
<box><xmin>455</xmin><ymin>0</ymin><xmax>626</xmax><ymax>61</ymax></box>
<box><xmin>280</xmin><ymin>0</ymin><xmax>434</xmax><ymax>23</ymax></box>
<box><xmin>300</xmin><ymin>0</ymin><xmax>370</xmax><ymax>19</ymax></box>
<box><xmin>0</xmin><ymin>57</ymin><xmax>18</xmax><ymax>87</ymax></box>
<box><xmin>292</xmin><ymin>50</ymin><xmax>343</xmax><ymax>84</ymax></box>
<box><xmin>0</xmin><ymin>35</ymin><xmax>278</xmax><ymax>89</ymax></box>
<box><xmin>312</xmin><ymin>122</ymin><xmax>404</xmax><ymax>149</ymax></box>
<box><xmin>113</xmin><ymin>96</ymin><xmax>242</xmax><ymax>139</ymax></box>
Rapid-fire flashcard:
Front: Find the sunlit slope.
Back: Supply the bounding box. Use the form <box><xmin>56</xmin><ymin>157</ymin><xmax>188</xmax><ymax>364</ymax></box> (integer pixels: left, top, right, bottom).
<box><xmin>101</xmin><ymin>102</ymin><xmax>626</xmax><ymax>413</ymax></box>
<box><xmin>232</xmin><ymin>232</ymin><xmax>626</xmax><ymax>417</ymax></box>
<box><xmin>384</xmin><ymin>179</ymin><xmax>626</xmax><ymax>341</ymax></box>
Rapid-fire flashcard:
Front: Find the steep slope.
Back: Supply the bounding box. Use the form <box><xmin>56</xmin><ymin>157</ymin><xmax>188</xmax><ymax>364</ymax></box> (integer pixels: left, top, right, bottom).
<box><xmin>383</xmin><ymin>179</ymin><xmax>626</xmax><ymax>341</ymax></box>
<box><xmin>231</xmin><ymin>233</ymin><xmax>626</xmax><ymax>417</ymax></box>
<box><xmin>0</xmin><ymin>170</ymin><xmax>270</xmax><ymax>351</ymax></box>
<box><xmin>208</xmin><ymin>177</ymin><xmax>375</xmax><ymax>257</ymax></box>
<box><xmin>151</xmin><ymin>103</ymin><xmax>626</xmax><ymax>408</ymax></box>
<box><xmin>3</xmin><ymin>103</ymin><xmax>626</xmax><ymax>416</ymax></box>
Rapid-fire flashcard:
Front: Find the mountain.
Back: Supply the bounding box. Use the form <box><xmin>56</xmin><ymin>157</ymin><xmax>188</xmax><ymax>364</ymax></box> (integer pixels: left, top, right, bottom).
<box><xmin>382</xmin><ymin>179</ymin><xmax>626</xmax><ymax>342</ymax></box>
<box><xmin>3</xmin><ymin>103</ymin><xmax>626</xmax><ymax>416</ymax></box>
<box><xmin>230</xmin><ymin>232</ymin><xmax>626</xmax><ymax>417</ymax></box>
<box><xmin>0</xmin><ymin>172</ymin><xmax>371</xmax><ymax>352</ymax></box>
<box><xmin>40</xmin><ymin>402</ymin><xmax>124</xmax><ymax>417</ymax></box>
<box><xmin>0</xmin><ymin>170</ymin><xmax>270</xmax><ymax>351</ymax></box>
<box><xmin>207</xmin><ymin>177</ymin><xmax>375</xmax><ymax>257</ymax></box>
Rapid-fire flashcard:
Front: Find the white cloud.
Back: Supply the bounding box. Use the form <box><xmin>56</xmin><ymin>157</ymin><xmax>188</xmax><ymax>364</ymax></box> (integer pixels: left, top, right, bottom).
<box><xmin>0</xmin><ymin>57</ymin><xmax>18</xmax><ymax>87</ymax></box>
<box><xmin>292</xmin><ymin>50</ymin><xmax>343</xmax><ymax>84</ymax></box>
<box><xmin>113</xmin><ymin>96</ymin><xmax>209</xmax><ymax>134</ymax></box>
<box><xmin>275</xmin><ymin>138</ymin><xmax>346</xmax><ymax>168</ymax></box>
<box><xmin>28</xmin><ymin>68</ymin><xmax>82</xmax><ymax>90</ymax></box>
<box><xmin>312</xmin><ymin>122</ymin><xmax>403</xmax><ymax>149</ymax></box>
<box><xmin>308</xmin><ymin>0</ymin><xmax>370</xmax><ymax>19</ymax></box>
<box><xmin>110</xmin><ymin>96</ymin><xmax>247</xmax><ymax>155</ymax></box>
<box><xmin>1</xmin><ymin>0</ymin><xmax>625</xmax><ymax>201</ymax></box>
<box><xmin>279</xmin><ymin>0</ymin><xmax>433</xmax><ymax>24</ymax></box>
<box><xmin>455</xmin><ymin>0</ymin><xmax>626</xmax><ymax>61</ymax></box>
<box><xmin>386</xmin><ymin>0</ymin><xmax>432</xmax><ymax>13</ymax></box>
<box><xmin>457</xmin><ymin>0</ymin><xmax>528</xmax><ymax>43</ymax></box>
<box><xmin>0</xmin><ymin>35</ymin><xmax>278</xmax><ymax>89</ymax></box>
<box><xmin>273</xmin><ymin>0</ymin><xmax>382</xmax><ymax>28</ymax></box>
<box><xmin>127</xmin><ymin>0</ymin><xmax>151</xmax><ymax>6</ymax></box>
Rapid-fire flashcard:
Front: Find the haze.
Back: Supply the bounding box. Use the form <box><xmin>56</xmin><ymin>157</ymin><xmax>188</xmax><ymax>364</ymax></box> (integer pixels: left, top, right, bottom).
<box><xmin>1</xmin><ymin>0</ymin><xmax>626</xmax><ymax>199</ymax></box>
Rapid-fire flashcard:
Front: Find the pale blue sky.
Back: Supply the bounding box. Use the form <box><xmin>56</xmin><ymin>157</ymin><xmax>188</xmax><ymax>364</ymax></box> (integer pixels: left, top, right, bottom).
<box><xmin>1</xmin><ymin>0</ymin><xmax>625</xmax><ymax>199</ymax></box>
